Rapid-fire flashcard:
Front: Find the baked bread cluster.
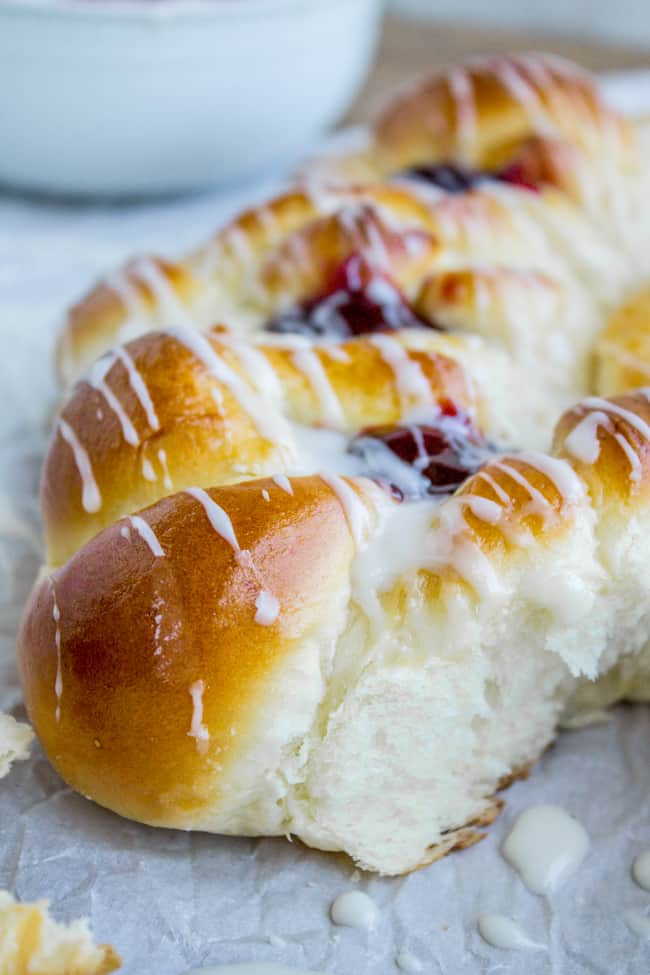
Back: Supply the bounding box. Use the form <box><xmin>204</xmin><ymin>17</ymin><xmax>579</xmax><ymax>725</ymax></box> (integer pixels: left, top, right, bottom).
<box><xmin>18</xmin><ymin>54</ymin><xmax>650</xmax><ymax>875</ymax></box>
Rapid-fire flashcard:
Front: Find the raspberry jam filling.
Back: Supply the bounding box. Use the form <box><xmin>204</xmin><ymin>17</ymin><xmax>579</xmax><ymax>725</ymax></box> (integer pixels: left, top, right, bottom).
<box><xmin>266</xmin><ymin>254</ymin><xmax>438</xmax><ymax>339</ymax></box>
<box><xmin>348</xmin><ymin>402</ymin><xmax>496</xmax><ymax>500</ymax></box>
<box><xmin>400</xmin><ymin>161</ymin><xmax>540</xmax><ymax>194</ymax></box>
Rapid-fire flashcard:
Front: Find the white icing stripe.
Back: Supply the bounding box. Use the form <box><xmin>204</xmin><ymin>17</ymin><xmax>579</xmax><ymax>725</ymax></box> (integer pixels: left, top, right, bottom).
<box><xmin>430</xmin><ymin>498</ymin><xmax>504</xmax><ymax>598</ymax></box>
<box><xmin>321</xmin><ymin>344</ymin><xmax>351</xmax><ymax>364</ymax></box>
<box><xmin>448</xmin><ymin>66</ymin><xmax>477</xmax><ymax>154</ymax></box>
<box><xmin>87</xmin><ymin>357</ymin><xmax>139</xmax><ymax>446</ymax></box>
<box><xmin>114</xmin><ymin>347</ymin><xmax>160</xmax><ymax>431</ymax></box>
<box><xmin>131</xmin><ymin>258</ymin><xmax>194</xmax><ymax>326</ymax></box>
<box><xmin>225</xmin><ymin>225</ymin><xmax>255</xmax><ymax>267</ymax></box>
<box><xmin>186</xmin><ymin>488</ymin><xmax>282</xmax><ymax>627</ymax></box>
<box><xmin>188</xmin><ymin>680</ymin><xmax>210</xmax><ymax>752</ymax></box>
<box><xmin>254</xmin><ymin>590</ymin><xmax>280</xmax><ymax>626</ymax></box>
<box><xmin>106</xmin><ymin>269</ymin><xmax>144</xmax><ymax>319</ymax></box>
<box><xmin>460</xmin><ymin>495</ymin><xmax>502</xmax><ymax>524</ymax></box>
<box><xmin>582</xmin><ymin>397</ymin><xmax>650</xmax><ymax>442</ymax></box>
<box><xmin>564</xmin><ymin>411</ymin><xmax>610</xmax><ymax>464</ymax></box>
<box><xmin>216</xmin><ymin>333</ymin><xmax>285</xmax><ymax>405</ymax></box>
<box><xmin>493</xmin><ymin>460</ymin><xmax>553</xmax><ymax>516</ymax></box>
<box><xmin>168</xmin><ymin>326</ymin><xmax>285</xmax><ymax>445</ymax></box>
<box><xmin>477</xmin><ymin>915</ymin><xmax>546</xmax><ymax>953</ymax></box>
<box><xmin>272</xmin><ymin>474</ymin><xmax>294</xmax><ymax>495</ymax></box>
<box><xmin>369</xmin><ymin>335</ymin><xmax>433</xmax><ymax>411</ymax></box>
<box><xmin>501</xmin><ymin>804</ymin><xmax>590</xmax><ymax>894</ymax></box>
<box><xmin>186</xmin><ymin>487</ymin><xmax>240</xmax><ymax>552</ymax></box>
<box><xmin>330</xmin><ymin>890</ymin><xmax>378</xmax><ymax>930</ymax></box>
<box><xmin>128</xmin><ymin>515</ymin><xmax>164</xmax><ymax>558</ymax></box>
<box><xmin>476</xmin><ymin>469</ymin><xmax>511</xmax><ymax>505</ymax></box>
<box><xmin>321</xmin><ymin>474</ymin><xmax>369</xmax><ymax>548</ymax></box>
<box><xmin>514</xmin><ymin>452</ymin><xmax>584</xmax><ymax>504</ymax></box>
<box><xmin>58</xmin><ymin>419</ymin><xmax>102</xmax><ymax>513</ymax></box>
<box><xmin>157</xmin><ymin>448</ymin><xmax>173</xmax><ymax>492</ymax></box>
<box><xmin>292</xmin><ymin>348</ymin><xmax>345</xmax><ymax>428</ymax></box>
<box><xmin>142</xmin><ymin>455</ymin><xmax>156</xmax><ymax>482</ymax></box>
<box><xmin>615</xmin><ymin>432</ymin><xmax>642</xmax><ymax>481</ymax></box>
<box><xmin>52</xmin><ymin>584</ymin><xmax>62</xmax><ymax>724</ymax></box>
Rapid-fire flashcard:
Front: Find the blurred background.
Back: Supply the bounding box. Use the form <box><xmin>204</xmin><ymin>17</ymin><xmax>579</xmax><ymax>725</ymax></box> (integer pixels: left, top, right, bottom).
<box><xmin>393</xmin><ymin>0</ymin><xmax>650</xmax><ymax>47</ymax></box>
<box><xmin>349</xmin><ymin>2</ymin><xmax>650</xmax><ymax>122</ymax></box>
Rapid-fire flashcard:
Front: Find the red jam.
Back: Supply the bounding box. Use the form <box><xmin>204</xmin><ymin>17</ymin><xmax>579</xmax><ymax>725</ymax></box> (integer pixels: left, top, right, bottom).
<box><xmin>401</xmin><ymin>161</ymin><xmax>540</xmax><ymax>194</ymax></box>
<box><xmin>266</xmin><ymin>254</ymin><xmax>439</xmax><ymax>339</ymax></box>
<box><xmin>348</xmin><ymin>402</ymin><xmax>495</xmax><ymax>499</ymax></box>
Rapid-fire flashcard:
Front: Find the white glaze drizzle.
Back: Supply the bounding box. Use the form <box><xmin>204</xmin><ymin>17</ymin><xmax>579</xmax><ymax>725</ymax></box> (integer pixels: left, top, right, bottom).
<box><xmin>490</xmin><ymin>57</ymin><xmax>550</xmax><ymax>132</ymax></box>
<box><xmin>564</xmin><ymin>411</ymin><xmax>611</xmax><ymax>464</ymax></box>
<box><xmin>320</xmin><ymin>474</ymin><xmax>370</xmax><ymax>548</ymax></box>
<box><xmin>501</xmin><ymin>805</ymin><xmax>590</xmax><ymax>894</ymax></box>
<box><xmin>514</xmin><ymin>452</ymin><xmax>584</xmax><ymax>504</ymax></box>
<box><xmin>106</xmin><ymin>267</ymin><xmax>145</xmax><ymax>320</ymax></box>
<box><xmin>186</xmin><ymin>487</ymin><xmax>240</xmax><ymax>552</ymax></box>
<box><xmin>321</xmin><ymin>344</ymin><xmax>351</xmax><ymax>364</ymax></box>
<box><xmin>329</xmin><ymin>890</ymin><xmax>378</xmax><ymax>930</ymax></box>
<box><xmin>438</xmin><ymin>499</ymin><xmax>504</xmax><ymax>596</ymax></box>
<box><xmin>167</xmin><ymin>326</ymin><xmax>286</xmax><ymax>446</ymax></box>
<box><xmin>369</xmin><ymin>334</ymin><xmax>433</xmax><ymax>410</ymax></box>
<box><xmin>615</xmin><ymin>432</ymin><xmax>642</xmax><ymax>481</ymax></box>
<box><xmin>114</xmin><ymin>346</ymin><xmax>160</xmax><ymax>431</ymax></box>
<box><xmin>261</xmin><ymin>489</ymin><xmax>270</xmax><ymax>502</ymax></box>
<box><xmin>131</xmin><ymin>257</ymin><xmax>194</xmax><ymax>326</ymax></box>
<box><xmin>219</xmin><ymin>334</ymin><xmax>285</xmax><ymax>404</ymax></box>
<box><xmin>87</xmin><ymin>355</ymin><xmax>140</xmax><ymax>446</ymax></box>
<box><xmin>477</xmin><ymin>914</ymin><xmax>546</xmax><ymax>952</ymax></box>
<box><xmin>564</xmin><ymin>407</ymin><xmax>644</xmax><ymax>481</ymax></box>
<box><xmin>187</xmin><ymin>680</ymin><xmax>209</xmax><ymax>753</ymax></box>
<box><xmin>52</xmin><ymin>584</ymin><xmax>62</xmax><ymax>723</ymax></box>
<box><xmin>157</xmin><ymin>448</ymin><xmax>173</xmax><ymax>492</ymax></box>
<box><xmin>58</xmin><ymin>418</ymin><xmax>102</xmax><ymax>513</ymax></box>
<box><xmin>291</xmin><ymin>347</ymin><xmax>345</xmax><ymax>428</ymax></box>
<box><xmin>254</xmin><ymin>591</ymin><xmax>280</xmax><ymax>626</ymax></box>
<box><xmin>225</xmin><ymin>225</ymin><xmax>255</xmax><ymax>268</ymax></box>
<box><xmin>395</xmin><ymin>949</ymin><xmax>423</xmax><ymax>973</ymax></box>
<box><xmin>448</xmin><ymin>66</ymin><xmax>477</xmax><ymax>155</ymax></box>
<box><xmin>632</xmin><ymin>850</ymin><xmax>650</xmax><ymax>891</ymax></box>
<box><xmin>492</xmin><ymin>460</ymin><xmax>553</xmax><ymax>520</ymax></box>
<box><xmin>127</xmin><ymin>515</ymin><xmax>164</xmax><ymax>558</ymax></box>
<box><xmin>186</xmin><ymin>488</ymin><xmax>279</xmax><ymax>625</ymax></box>
<box><xmin>623</xmin><ymin>910</ymin><xmax>650</xmax><ymax>939</ymax></box>
<box><xmin>142</xmin><ymin>455</ymin><xmax>157</xmax><ymax>482</ymax></box>
<box><xmin>581</xmin><ymin>396</ymin><xmax>650</xmax><ymax>443</ymax></box>
<box><xmin>476</xmin><ymin>469</ymin><xmax>511</xmax><ymax>505</ymax></box>
<box><xmin>351</xmin><ymin>500</ymin><xmax>435</xmax><ymax>622</ymax></box>
<box><xmin>272</xmin><ymin>474</ymin><xmax>294</xmax><ymax>495</ymax></box>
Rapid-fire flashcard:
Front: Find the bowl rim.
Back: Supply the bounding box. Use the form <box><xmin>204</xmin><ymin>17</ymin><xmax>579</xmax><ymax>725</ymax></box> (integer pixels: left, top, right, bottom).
<box><xmin>0</xmin><ymin>0</ymin><xmax>367</xmax><ymax>24</ymax></box>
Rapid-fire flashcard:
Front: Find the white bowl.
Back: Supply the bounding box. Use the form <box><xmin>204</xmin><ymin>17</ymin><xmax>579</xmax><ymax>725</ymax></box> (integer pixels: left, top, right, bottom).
<box><xmin>0</xmin><ymin>0</ymin><xmax>382</xmax><ymax>197</ymax></box>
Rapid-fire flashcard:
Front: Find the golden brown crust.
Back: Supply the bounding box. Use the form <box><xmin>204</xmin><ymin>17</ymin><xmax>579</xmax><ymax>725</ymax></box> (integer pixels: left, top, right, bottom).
<box><xmin>20</xmin><ymin>390</ymin><xmax>650</xmax><ymax>871</ymax></box>
<box><xmin>20</xmin><ymin>476</ymin><xmax>371</xmax><ymax>828</ymax></box>
<box><xmin>57</xmin><ymin>257</ymin><xmax>199</xmax><ymax>385</ymax></box>
<box><xmin>372</xmin><ymin>53</ymin><xmax>635</xmax><ymax>174</ymax></box>
<box><xmin>553</xmin><ymin>390</ymin><xmax>650</xmax><ymax>504</ymax></box>
<box><xmin>594</xmin><ymin>287</ymin><xmax>650</xmax><ymax>394</ymax></box>
<box><xmin>42</xmin><ymin>327</ymin><xmax>478</xmax><ymax>565</ymax></box>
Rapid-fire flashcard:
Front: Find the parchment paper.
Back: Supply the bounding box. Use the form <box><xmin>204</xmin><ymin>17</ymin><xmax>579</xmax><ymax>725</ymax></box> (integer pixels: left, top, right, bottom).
<box><xmin>2</xmin><ymin>83</ymin><xmax>650</xmax><ymax>974</ymax></box>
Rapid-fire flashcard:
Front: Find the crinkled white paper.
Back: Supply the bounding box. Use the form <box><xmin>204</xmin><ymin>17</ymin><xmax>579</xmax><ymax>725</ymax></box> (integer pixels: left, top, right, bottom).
<box><xmin>2</xmin><ymin>90</ymin><xmax>650</xmax><ymax>974</ymax></box>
